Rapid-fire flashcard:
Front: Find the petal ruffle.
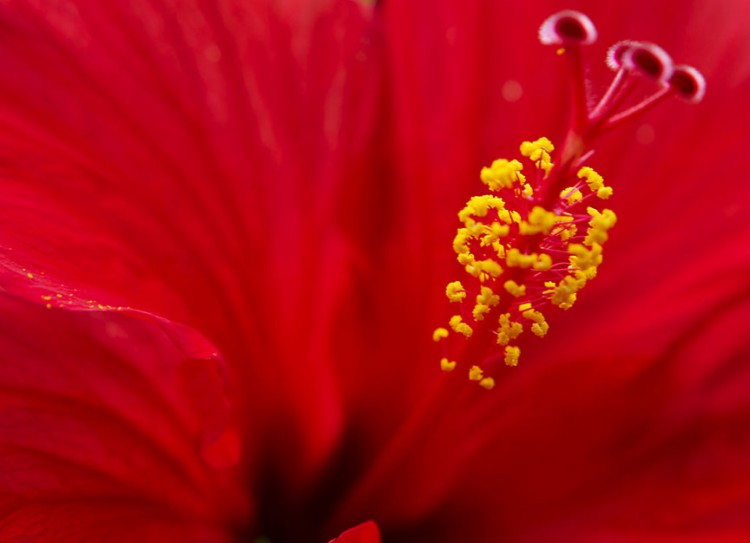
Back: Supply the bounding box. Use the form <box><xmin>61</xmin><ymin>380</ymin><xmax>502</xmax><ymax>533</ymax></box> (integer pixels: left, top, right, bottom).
<box><xmin>0</xmin><ymin>272</ymin><xmax>249</xmax><ymax>539</ymax></box>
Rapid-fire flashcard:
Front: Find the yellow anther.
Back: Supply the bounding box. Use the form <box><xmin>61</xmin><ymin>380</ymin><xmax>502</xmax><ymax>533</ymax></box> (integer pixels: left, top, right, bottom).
<box><xmin>561</xmin><ymin>186</ymin><xmax>583</xmax><ymax>205</ymax></box>
<box><xmin>446</xmin><ymin>281</ymin><xmax>467</xmax><ymax>302</ymax></box>
<box><xmin>569</xmin><ymin>243</ymin><xmax>603</xmax><ymax>274</ymax></box>
<box><xmin>578</xmin><ymin>167</ymin><xmax>613</xmax><ymax>200</ymax></box>
<box><xmin>533</xmin><ymin>253</ymin><xmax>552</xmax><ymax>271</ymax></box>
<box><xmin>466</xmin><ymin>196</ymin><xmax>491</xmax><ymax>218</ymax></box>
<box><xmin>478</xmin><ymin>258</ymin><xmax>503</xmax><ymax>280</ymax></box>
<box><xmin>506</xmin><ymin>248</ymin><xmax>537</xmax><ymax>269</ymax></box>
<box><xmin>522</xmin><ymin>184</ymin><xmax>534</xmax><ymax>198</ymax></box>
<box><xmin>458</xmin><ymin>252</ymin><xmax>475</xmax><ymax>266</ymax></box>
<box><xmin>519</xmin><ymin>206</ymin><xmax>557</xmax><ymax>235</ymax></box>
<box><xmin>597</xmin><ymin>186</ymin><xmax>613</xmax><ymax>199</ymax></box>
<box><xmin>588</xmin><ymin>207</ymin><xmax>617</xmax><ymax>229</ymax></box>
<box><xmin>522</xmin><ymin>307</ymin><xmax>550</xmax><ymax>338</ymax></box>
<box><xmin>477</xmin><ymin>286</ymin><xmax>500</xmax><ymax>306</ymax></box>
<box><xmin>585</xmin><ymin>208</ymin><xmax>617</xmax><ymax>246</ymax></box>
<box><xmin>472</xmin><ymin>286</ymin><xmax>500</xmax><ymax>321</ymax></box>
<box><xmin>468</xmin><ymin>365</ymin><xmax>484</xmax><ymax>381</ymax></box>
<box><xmin>453</xmin><ymin>229</ymin><xmax>471</xmax><ymax>255</ymax></box>
<box><xmin>578</xmin><ymin>166</ymin><xmax>602</xmax><ymax>190</ymax></box>
<box><xmin>545</xmin><ymin>275</ymin><xmax>584</xmax><ymax>309</ymax></box>
<box><xmin>433</xmin><ymin>327</ymin><xmax>449</xmax><ymax>342</ymax></box>
<box><xmin>559</xmin><ymin>224</ymin><xmax>578</xmax><ymax>241</ymax></box>
<box><xmin>440</xmin><ymin>358</ymin><xmax>457</xmax><ymax>372</ymax></box>
<box><xmin>496</xmin><ymin>312</ymin><xmax>524</xmax><ymax>346</ymax></box>
<box><xmin>473</xmin><ymin>305</ymin><xmax>490</xmax><ymax>321</ymax></box>
<box><xmin>520</xmin><ymin>137</ymin><xmax>554</xmax><ymax>176</ymax></box>
<box><xmin>504</xmin><ymin>346</ymin><xmax>521</xmax><ymax>367</ymax></box>
<box><xmin>578</xmin><ymin>166</ymin><xmax>603</xmax><ymax>189</ymax></box>
<box><xmin>497</xmin><ymin>208</ymin><xmax>523</xmax><ymax>225</ymax></box>
<box><xmin>530</xmin><ymin>206</ymin><xmax>557</xmax><ymax>233</ymax></box>
<box><xmin>449</xmin><ymin>315</ymin><xmax>473</xmax><ymax>337</ymax></box>
<box><xmin>458</xmin><ymin>195</ymin><xmax>508</xmax><ymax>224</ymax></box>
<box><xmin>585</xmin><ymin>228</ymin><xmax>607</xmax><ymax>246</ymax></box>
<box><xmin>479</xmin><ymin>377</ymin><xmax>495</xmax><ymax>390</ymax></box>
<box><xmin>465</xmin><ymin>219</ymin><xmax>483</xmax><ymax>236</ymax></box>
<box><xmin>503</xmin><ymin>280</ymin><xmax>527</xmax><ymax>297</ymax></box>
<box><xmin>492</xmin><ymin>241</ymin><xmax>507</xmax><ymax>259</ymax></box>
<box><xmin>482</xmin><ymin>222</ymin><xmax>510</xmax><ymax>246</ymax></box>
<box><xmin>531</xmin><ymin>321</ymin><xmax>550</xmax><ymax>337</ymax></box>
<box><xmin>521</xmin><ymin>307</ymin><xmax>545</xmax><ymax>323</ymax></box>
<box><xmin>480</xmin><ymin>159</ymin><xmax>525</xmax><ymax>191</ymax></box>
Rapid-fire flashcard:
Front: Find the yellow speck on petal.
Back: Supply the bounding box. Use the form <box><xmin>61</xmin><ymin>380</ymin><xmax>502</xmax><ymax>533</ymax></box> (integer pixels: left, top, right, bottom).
<box><xmin>440</xmin><ymin>358</ymin><xmax>457</xmax><ymax>372</ymax></box>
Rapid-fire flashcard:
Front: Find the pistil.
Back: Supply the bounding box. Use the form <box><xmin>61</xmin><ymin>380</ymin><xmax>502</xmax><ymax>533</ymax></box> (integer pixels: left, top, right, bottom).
<box><xmin>434</xmin><ymin>10</ymin><xmax>705</xmax><ymax>388</ymax></box>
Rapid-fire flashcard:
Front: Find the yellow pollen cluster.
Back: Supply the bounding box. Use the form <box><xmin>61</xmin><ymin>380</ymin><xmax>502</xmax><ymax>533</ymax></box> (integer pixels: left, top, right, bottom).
<box><xmin>520</xmin><ymin>137</ymin><xmax>554</xmax><ymax>176</ymax></box>
<box><xmin>433</xmin><ymin>137</ymin><xmax>617</xmax><ymax>388</ymax></box>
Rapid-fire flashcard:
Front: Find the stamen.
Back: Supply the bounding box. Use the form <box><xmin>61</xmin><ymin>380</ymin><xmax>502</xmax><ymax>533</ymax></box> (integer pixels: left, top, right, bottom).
<box><xmin>433</xmin><ymin>137</ymin><xmax>616</xmax><ymax>388</ymax></box>
<box><xmin>433</xmin><ymin>10</ymin><xmax>705</xmax><ymax>389</ymax></box>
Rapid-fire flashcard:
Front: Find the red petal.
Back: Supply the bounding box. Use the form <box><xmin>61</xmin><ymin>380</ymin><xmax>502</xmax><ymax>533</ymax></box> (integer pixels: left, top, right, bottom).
<box><xmin>328</xmin><ymin>520</ymin><xmax>380</xmax><ymax>543</ymax></box>
<box><xmin>0</xmin><ymin>283</ymin><xmax>249</xmax><ymax>539</ymax></box>
<box><xmin>0</xmin><ymin>0</ymin><xmax>380</xmax><ymax>485</ymax></box>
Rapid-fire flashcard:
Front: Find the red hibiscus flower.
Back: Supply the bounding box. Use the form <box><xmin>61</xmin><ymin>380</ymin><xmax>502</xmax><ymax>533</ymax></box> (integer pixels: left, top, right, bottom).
<box><xmin>1</xmin><ymin>1</ymin><xmax>749</xmax><ymax>542</ymax></box>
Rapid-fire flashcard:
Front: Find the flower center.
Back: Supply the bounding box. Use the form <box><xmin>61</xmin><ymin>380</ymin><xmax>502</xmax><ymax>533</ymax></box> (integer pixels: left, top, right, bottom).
<box><xmin>433</xmin><ymin>10</ymin><xmax>705</xmax><ymax>389</ymax></box>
